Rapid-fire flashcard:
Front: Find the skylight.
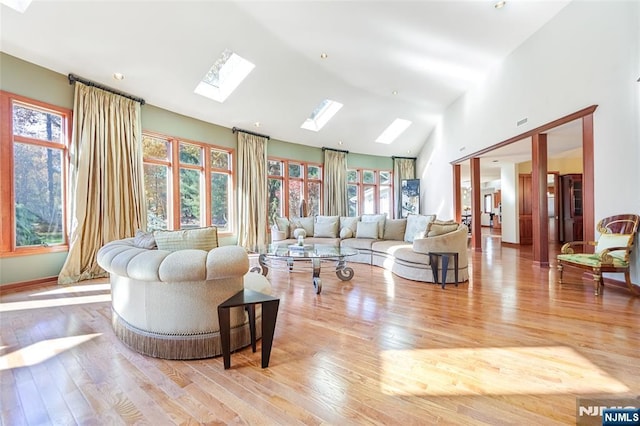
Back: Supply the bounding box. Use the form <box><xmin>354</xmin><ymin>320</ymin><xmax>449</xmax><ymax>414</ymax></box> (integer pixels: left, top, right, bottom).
<box><xmin>375</xmin><ymin>119</ymin><xmax>412</xmax><ymax>144</ymax></box>
<box><xmin>301</xmin><ymin>99</ymin><xmax>343</xmax><ymax>132</ymax></box>
<box><xmin>0</xmin><ymin>0</ymin><xmax>32</xmax><ymax>13</ymax></box>
<box><xmin>194</xmin><ymin>49</ymin><xmax>255</xmax><ymax>103</ymax></box>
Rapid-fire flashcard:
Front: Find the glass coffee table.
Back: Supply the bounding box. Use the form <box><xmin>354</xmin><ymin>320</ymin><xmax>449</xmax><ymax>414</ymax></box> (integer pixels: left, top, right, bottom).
<box><xmin>251</xmin><ymin>244</ymin><xmax>358</xmax><ymax>294</ymax></box>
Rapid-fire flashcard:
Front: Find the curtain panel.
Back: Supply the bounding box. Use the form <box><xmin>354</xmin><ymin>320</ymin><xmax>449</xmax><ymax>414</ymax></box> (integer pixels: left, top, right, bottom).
<box><xmin>323</xmin><ymin>150</ymin><xmax>347</xmax><ymax>216</ymax></box>
<box><xmin>58</xmin><ymin>83</ymin><xmax>146</xmax><ymax>284</ymax></box>
<box><xmin>237</xmin><ymin>132</ymin><xmax>268</xmax><ymax>249</ymax></box>
<box><xmin>393</xmin><ymin>158</ymin><xmax>416</xmax><ymax>218</ymax></box>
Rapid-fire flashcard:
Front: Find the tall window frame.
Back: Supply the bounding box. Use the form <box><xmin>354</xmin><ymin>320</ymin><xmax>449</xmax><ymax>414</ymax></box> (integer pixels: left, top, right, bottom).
<box><xmin>267</xmin><ymin>157</ymin><xmax>323</xmax><ymax>224</ymax></box>
<box><xmin>142</xmin><ymin>131</ymin><xmax>234</xmax><ymax>233</ymax></box>
<box><xmin>346</xmin><ymin>168</ymin><xmax>393</xmax><ymax>217</ymax></box>
<box><xmin>0</xmin><ymin>91</ymin><xmax>71</xmax><ymax>256</ymax></box>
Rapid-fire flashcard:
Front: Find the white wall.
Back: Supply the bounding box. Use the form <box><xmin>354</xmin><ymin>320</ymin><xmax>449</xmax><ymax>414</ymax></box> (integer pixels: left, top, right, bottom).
<box><xmin>418</xmin><ymin>1</ymin><xmax>640</xmax><ymax>281</ymax></box>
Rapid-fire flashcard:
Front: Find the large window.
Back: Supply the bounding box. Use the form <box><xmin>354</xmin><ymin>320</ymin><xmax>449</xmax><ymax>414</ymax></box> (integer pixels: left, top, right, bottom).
<box><xmin>142</xmin><ymin>132</ymin><xmax>233</xmax><ymax>232</ymax></box>
<box><xmin>268</xmin><ymin>158</ymin><xmax>322</xmax><ymax>224</ymax></box>
<box><xmin>346</xmin><ymin>168</ymin><xmax>393</xmax><ymax>217</ymax></box>
<box><xmin>0</xmin><ymin>92</ymin><xmax>71</xmax><ymax>255</ymax></box>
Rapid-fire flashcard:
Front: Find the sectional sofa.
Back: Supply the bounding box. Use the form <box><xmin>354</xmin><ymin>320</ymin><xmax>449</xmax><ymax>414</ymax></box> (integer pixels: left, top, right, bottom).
<box><xmin>271</xmin><ymin>214</ymin><xmax>469</xmax><ymax>284</ymax></box>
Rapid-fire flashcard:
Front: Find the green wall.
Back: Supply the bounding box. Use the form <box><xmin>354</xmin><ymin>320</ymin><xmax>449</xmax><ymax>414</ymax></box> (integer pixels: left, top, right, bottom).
<box><xmin>0</xmin><ymin>52</ymin><xmax>393</xmax><ymax>286</ymax></box>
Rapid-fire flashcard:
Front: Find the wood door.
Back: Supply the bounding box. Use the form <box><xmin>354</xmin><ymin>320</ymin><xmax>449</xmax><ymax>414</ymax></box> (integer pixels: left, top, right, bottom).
<box><xmin>519</xmin><ymin>174</ymin><xmax>533</xmax><ymax>244</ymax></box>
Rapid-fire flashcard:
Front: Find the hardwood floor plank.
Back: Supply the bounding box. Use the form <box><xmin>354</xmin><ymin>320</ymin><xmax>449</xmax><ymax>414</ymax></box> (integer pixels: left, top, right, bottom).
<box><xmin>1</xmin><ymin>232</ymin><xmax>639</xmax><ymax>424</ymax></box>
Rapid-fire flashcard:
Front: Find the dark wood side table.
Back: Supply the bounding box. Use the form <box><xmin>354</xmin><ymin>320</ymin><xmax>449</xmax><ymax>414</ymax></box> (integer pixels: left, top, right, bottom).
<box><xmin>428</xmin><ymin>252</ymin><xmax>459</xmax><ymax>289</ymax></box>
<box><xmin>217</xmin><ymin>289</ymin><xmax>280</xmax><ymax>369</ymax></box>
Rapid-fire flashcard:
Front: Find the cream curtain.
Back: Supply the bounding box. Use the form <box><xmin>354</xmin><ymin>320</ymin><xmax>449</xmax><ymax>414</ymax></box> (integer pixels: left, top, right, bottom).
<box><xmin>58</xmin><ymin>83</ymin><xmax>145</xmax><ymax>284</ymax></box>
<box><xmin>237</xmin><ymin>132</ymin><xmax>268</xmax><ymax>249</ymax></box>
<box><xmin>323</xmin><ymin>149</ymin><xmax>348</xmax><ymax>216</ymax></box>
<box><xmin>393</xmin><ymin>157</ymin><xmax>416</xmax><ymax>218</ymax></box>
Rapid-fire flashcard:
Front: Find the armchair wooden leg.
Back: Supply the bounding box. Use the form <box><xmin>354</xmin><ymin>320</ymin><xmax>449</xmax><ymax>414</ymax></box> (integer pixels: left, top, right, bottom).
<box><xmin>624</xmin><ymin>271</ymin><xmax>640</xmax><ymax>296</ymax></box>
<box><xmin>593</xmin><ymin>271</ymin><xmax>602</xmax><ymax>296</ymax></box>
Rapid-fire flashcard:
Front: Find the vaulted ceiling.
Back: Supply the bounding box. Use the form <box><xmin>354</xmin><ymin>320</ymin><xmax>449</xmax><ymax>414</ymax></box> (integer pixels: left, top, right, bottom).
<box><xmin>1</xmin><ymin>0</ymin><xmax>572</xmax><ymax>158</ymax></box>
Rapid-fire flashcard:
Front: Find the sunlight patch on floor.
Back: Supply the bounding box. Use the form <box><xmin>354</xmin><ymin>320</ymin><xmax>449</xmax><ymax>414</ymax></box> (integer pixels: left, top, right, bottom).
<box><xmin>31</xmin><ymin>282</ymin><xmax>110</xmax><ymax>296</ymax></box>
<box><xmin>0</xmin><ymin>334</ymin><xmax>102</xmax><ymax>370</ymax></box>
<box><xmin>0</xmin><ymin>293</ymin><xmax>111</xmax><ymax>312</ymax></box>
<box><xmin>380</xmin><ymin>346</ymin><xmax>629</xmax><ymax>396</ymax></box>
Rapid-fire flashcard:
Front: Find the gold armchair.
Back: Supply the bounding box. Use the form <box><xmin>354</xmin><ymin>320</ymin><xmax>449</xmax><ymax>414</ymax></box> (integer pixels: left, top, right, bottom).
<box><xmin>557</xmin><ymin>214</ymin><xmax>639</xmax><ymax>296</ymax></box>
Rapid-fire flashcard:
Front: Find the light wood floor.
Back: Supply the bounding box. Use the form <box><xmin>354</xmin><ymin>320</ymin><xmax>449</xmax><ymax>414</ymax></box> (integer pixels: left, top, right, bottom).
<box><xmin>2</xmin><ymin>231</ymin><xmax>639</xmax><ymax>425</ymax></box>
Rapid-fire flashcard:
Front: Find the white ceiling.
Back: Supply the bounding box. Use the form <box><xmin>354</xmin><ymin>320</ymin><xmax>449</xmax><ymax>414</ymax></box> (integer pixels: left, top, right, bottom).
<box><xmin>1</xmin><ymin>0</ymin><xmax>573</xmax><ymax>158</ymax></box>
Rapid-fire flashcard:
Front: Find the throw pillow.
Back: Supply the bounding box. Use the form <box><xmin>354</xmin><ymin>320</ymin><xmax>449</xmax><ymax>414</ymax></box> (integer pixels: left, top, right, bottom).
<box><xmin>290</xmin><ymin>216</ymin><xmax>314</xmax><ymax>237</ymax></box>
<box><xmin>595</xmin><ymin>233</ymin><xmax>632</xmax><ymax>260</ymax></box>
<box><xmin>314</xmin><ymin>215</ymin><xmax>339</xmax><ymax>237</ymax></box>
<box><xmin>274</xmin><ymin>217</ymin><xmax>290</xmax><ymax>239</ymax></box>
<box><xmin>404</xmin><ymin>213</ymin><xmax>436</xmax><ymax>242</ymax></box>
<box><xmin>383</xmin><ymin>218</ymin><xmax>407</xmax><ymax>241</ymax></box>
<box><xmin>340</xmin><ymin>216</ymin><xmax>359</xmax><ymax>239</ymax></box>
<box><xmin>340</xmin><ymin>228</ymin><xmax>353</xmax><ymax>239</ymax></box>
<box><xmin>356</xmin><ymin>221</ymin><xmax>379</xmax><ymax>239</ymax></box>
<box><xmin>427</xmin><ymin>218</ymin><xmax>456</xmax><ymax>234</ymax></box>
<box><xmin>133</xmin><ymin>229</ymin><xmax>157</xmax><ymax>249</ymax></box>
<box><xmin>361</xmin><ymin>214</ymin><xmax>386</xmax><ymax>239</ymax></box>
<box><xmin>153</xmin><ymin>226</ymin><xmax>218</xmax><ymax>251</ymax></box>
<box><xmin>427</xmin><ymin>223</ymin><xmax>459</xmax><ymax>237</ymax></box>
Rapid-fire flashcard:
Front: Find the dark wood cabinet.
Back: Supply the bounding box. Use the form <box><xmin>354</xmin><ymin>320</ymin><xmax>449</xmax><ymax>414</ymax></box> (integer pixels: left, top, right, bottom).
<box><xmin>560</xmin><ymin>174</ymin><xmax>583</xmax><ymax>242</ymax></box>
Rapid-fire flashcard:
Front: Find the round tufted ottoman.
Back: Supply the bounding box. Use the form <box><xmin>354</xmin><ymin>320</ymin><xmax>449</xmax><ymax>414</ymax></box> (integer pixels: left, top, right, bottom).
<box><xmin>97</xmin><ymin>238</ymin><xmax>271</xmax><ymax>360</ymax></box>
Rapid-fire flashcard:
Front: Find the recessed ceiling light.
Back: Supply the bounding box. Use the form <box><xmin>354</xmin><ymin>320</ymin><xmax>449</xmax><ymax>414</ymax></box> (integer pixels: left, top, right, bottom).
<box><xmin>407</xmin><ymin>150</ymin><xmax>411</xmax><ymax>154</ymax></box>
<box><xmin>392</xmin><ymin>90</ymin><xmax>398</xmax><ymax>95</ymax></box>
<box><xmin>375</xmin><ymin>119</ymin><xmax>412</xmax><ymax>144</ymax></box>
<box><xmin>494</xmin><ymin>1</ymin><xmax>506</xmax><ymax>9</ymax></box>
<box><xmin>320</xmin><ymin>53</ymin><xmax>328</xmax><ymax>59</ymax></box>
<box><xmin>254</xmin><ymin>122</ymin><xmax>261</xmax><ymax>127</ymax></box>
<box><xmin>338</xmin><ymin>141</ymin><xmax>343</xmax><ymax>145</ymax></box>
<box><xmin>194</xmin><ymin>49</ymin><xmax>255</xmax><ymax>103</ymax></box>
<box><xmin>113</xmin><ymin>72</ymin><xmax>125</xmax><ymax>80</ymax></box>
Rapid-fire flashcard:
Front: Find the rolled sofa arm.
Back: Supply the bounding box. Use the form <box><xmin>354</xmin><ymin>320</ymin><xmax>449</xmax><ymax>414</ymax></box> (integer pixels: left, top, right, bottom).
<box><xmin>412</xmin><ymin>225</ymin><xmax>469</xmax><ymax>267</ymax></box>
<box><xmin>206</xmin><ymin>246</ymin><xmax>250</xmax><ymax>279</ymax></box>
<box><xmin>271</xmin><ymin>229</ymin><xmax>287</xmax><ymax>242</ymax></box>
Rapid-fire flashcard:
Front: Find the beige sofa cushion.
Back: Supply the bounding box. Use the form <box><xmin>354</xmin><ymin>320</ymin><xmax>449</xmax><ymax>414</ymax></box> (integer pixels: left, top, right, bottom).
<box><xmin>314</xmin><ymin>215</ymin><xmax>339</xmax><ymax>237</ymax></box>
<box><xmin>290</xmin><ymin>216</ymin><xmax>314</xmax><ymax>236</ymax></box>
<box><xmin>340</xmin><ymin>216</ymin><xmax>359</xmax><ymax>239</ymax></box>
<box><xmin>361</xmin><ymin>214</ymin><xmax>386</xmax><ymax>238</ymax></box>
<box><xmin>428</xmin><ymin>223</ymin><xmax>459</xmax><ymax>237</ymax></box>
<box><xmin>356</xmin><ymin>221</ymin><xmax>379</xmax><ymax>239</ymax></box>
<box><xmin>153</xmin><ymin>226</ymin><xmax>218</xmax><ymax>251</ymax></box>
<box><xmin>383</xmin><ymin>218</ymin><xmax>407</xmax><ymax>241</ymax></box>
<box><xmin>404</xmin><ymin>214</ymin><xmax>436</xmax><ymax>242</ymax></box>
<box><xmin>134</xmin><ymin>229</ymin><xmax>157</xmax><ymax>249</ymax></box>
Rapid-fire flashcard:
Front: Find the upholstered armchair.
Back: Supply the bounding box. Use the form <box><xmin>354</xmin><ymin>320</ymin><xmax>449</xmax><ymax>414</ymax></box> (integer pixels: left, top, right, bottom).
<box><xmin>557</xmin><ymin>214</ymin><xmax>639</xmax><ymax>296</ymax></box>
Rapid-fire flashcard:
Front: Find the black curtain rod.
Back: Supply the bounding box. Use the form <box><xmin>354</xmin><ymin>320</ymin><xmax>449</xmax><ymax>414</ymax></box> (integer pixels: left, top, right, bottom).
<box><xmin>322</xmin><ymin>147</ymin><xmax>349</xmax><ymax>154</ymax></box>
<box><xmin>231</xmin><ymin>127</ymin><xmax>270</xmax><ymax>140</ymax></box>
<box><xmin>391</xmin><ymin>156</ymin><xmax>417</xmax><ymax>160</ymax></box>
<box><xmin>68</xmin><ymin>73</ymin><xmax>146</xmax><ymax>105</ymax></box>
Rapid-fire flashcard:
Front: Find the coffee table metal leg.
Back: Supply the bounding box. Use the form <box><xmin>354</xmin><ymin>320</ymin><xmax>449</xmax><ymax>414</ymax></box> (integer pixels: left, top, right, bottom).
<box><xmin>258</xmin><ymin>254</ymin><xmax>269</xmax><ymax>276</ymax></box>
<box><xmin>261</xmin><ymin>300</ymin><xmax>279</xmax><ymax>368</ymax></box>
<box><xmin>312</xmin><ymin>258</ymin><xmax>322</xmax><ymax>294</ymax></box>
